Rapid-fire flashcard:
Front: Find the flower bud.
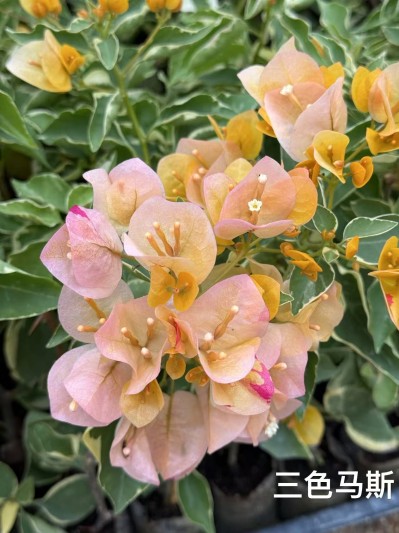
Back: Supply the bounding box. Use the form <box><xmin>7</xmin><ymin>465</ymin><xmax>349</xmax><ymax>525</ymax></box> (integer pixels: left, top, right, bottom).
<box><xmin>345</xmin><ymin>236</ymin><xmax>360</xmax><ymax>259</ymax></box>
<box><xmin>146</xmin><ymin>0</ymin><xmax>182</xmax><ymax>13</ymax></box>
<box><xmin>20</xmin><ymin>0</ymin><xmax>61</xmax><ymax>18</ymax></box>
<box><xmin>99</xmin><ymin>0</ymin><xmax>129</xmax><ymax>14</ymax></box>
<box><xmin>349</xmin><ymin>156</ymin><xmax>374</xmax><ymax>188</ymax></box>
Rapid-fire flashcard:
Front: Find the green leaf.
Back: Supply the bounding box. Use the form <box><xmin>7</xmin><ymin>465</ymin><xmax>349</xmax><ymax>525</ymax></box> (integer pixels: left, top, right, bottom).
<box><xmin>12</xmin><ymin>174</ymin><xmax>71</xmax><ymax>213</ymax></box>
<box><xmin>94</xmin><ymin>35</ymin><xmax>120</xmax><ymax>70</ymax></box>
<box><xmin>25</xmin><ymin>419</ymin><xmax>81</xmax><ymax>472</ymax></box>
<box><xmin>350</xmin><ymin>198</ymin><xmax>390</xmax><ymax>218</ymax></box>
<box><xmin>383</xmin><ymin>26</ymin><xmax>399</xmax><ymax>45</ymax></box>
<box><xmin>87</xmin><ymin>425</ymin><xmax>148</xmax><ymax>513</ymax></box>
<box><xmin>0</xmin><ymin>90</ymin><xmax>44</xmax><ymax>163</ymax></box>
<box><xmin>89</xmin><ymin>93</ymin><xmax>119</xmax><ymax>152</ymax></box>
<box><xmin>324</xmin><ymin>385</ymin><xmax>398</xmax><ymax>452</ymax></box>
<box><xmin>145</xmin><ymin>24</ymin><xmax>216</xmax><ymax>61</ymax></box>
<box><xmin>0</xmin><ymin>273</ymin><xmax>60</xmax><ymax>319</ymax></box>
<box><xmin>0</xmin><ymin>463</ymin><xmax>18</xmax><ymax>500</ymax></box>
<box><xmin>372</xmin><ymin>373</ymin><xmax>398</xmax><ymax>410</ymax></box>
<box><xmin>279</xmin><ymin>11</ymin><xmax>323</xmax><ymax>63</ymax></box>
<box><xmin>178</xmin><ymin>471</ymin><xmax>215</xmax><ymax>533</ymax></box>
<box><xmin>15</xmin><ymin>478</ymin><xmax>34</xmax><ymax>505</ymax></box>
<box><xmin>289</xmin><ymin>259</ymin><xmax>335</xmax><ymax>315</ymax></box>
<box><xmin>334</xmin><ymin>268</ymin><xmax>399</xmax><ymax>385</ymax></box>
<box><xmin>322</xmin><ymin>247</ymin><xmax>339</xmax><ymax>263</ymax></box>
<box><xmin>343</xmin><ymin>216</ymin><xmax>398</xmax><ymax>240</ymax></box>
<box><xmin>280</xmin><ymin>291</ymin><xmax>294</xmax><ymax>305</ymax></box>
<box><xmin>0</xmin><ymin>500</ymin><xmax>20</xmax><ymax>533</ymax></box>
<box><xmin>38</xmin><ymin>475</ymin><xmax>96</xmax><ymax>526</ymax></box>
<box><xmin>244</xmin><ymin>0</ymin><xmax>265</xmax><ymax>19</ymax></box>
<box><xmin>41</xmin><ymin>108</ymin><xmax>91</xmax><ymax>146</ymax></box>
<box><xmin>367</xmin><ymin>280</ymin><xmax>396</xmax><ymax>352</ymax></box>
<box><xmin>46</xmin><ymin>324</ymin><xmax>70</xmax><ymax>349</ymax></box>
<box><xmin>168</xmin><ymin>13</ymin><xmax>249</xmax><ymax>86</ymax></box>
<box><xmin>158</xmin><ymin>94</ymin><xmax>226</xmax><ymax>127</ymax></box>
<box><xmin>19</xmin><ymin>510</ymin><xmax>66</xmax><ymax>533</ymax></box>
<box><xmin>312</xmin><ymin>204</ymin><xmax>338</xmax><ymax>233</ymax></box>
<box><xmin>296</xmin><ymin>352</ymin><xmax>318</xmax><ymax>420</ymax></box>
<box><xmin>67</xmin><ymin>185</ymin><xmax>93</xmax><ymax>210</ymax></box>
<box><xmin>318</xmin><ymin>1</ymin><xmax>350</xmax><ymax>42</ymax></box>
<box><xmin>261</xmin><ymin>424</ymin><xmax>312</xmax><ymax>459</ymax></box>
<box><xmin>356</xmin><ymin>215</ymin><xmax>399</xmax><ymax>264</ymax></box>
<box><xmin>0</xmin><ymin>200</ymin><xmax>61</xmax><ymax>227</ymax></box>
<box><xmin>9</xmin><ymin>242</ymin><xmax>50</xmax><ymax>278</ymax></box>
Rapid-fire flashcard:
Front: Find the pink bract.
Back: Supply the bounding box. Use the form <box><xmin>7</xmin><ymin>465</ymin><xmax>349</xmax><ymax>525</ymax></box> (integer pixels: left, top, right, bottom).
<box><xmin>40</xmin><ymin>206</ymin><xmax>123</xmax><ymax>299</ymax></box>
<box><xmin>180</xmin><ymin>274</ymin><xmax>269</xmax><ymax>383</ymax></box>
<box><xmin>94</xmin><ymin>297</ymin><xmax>167</xmax><ymax>394</ymax></box>
<box><xmin>58</xmin><ymin>280</ymin><xmax>133</xmax><ymax>343</ymax></box>
<box><xmin>213</xmin><ymin>156</ymin><xmax>297</xmax><ymax>240</ymax></box>
<box><xmin>111</xmin><ymin>391</ymin><xmax>207</xmax><ymax>485</ymax></box>
<box><xmin>48</xmin><ymin>344</ymin><xmax>131</xmax><ymax>426</ymax></box>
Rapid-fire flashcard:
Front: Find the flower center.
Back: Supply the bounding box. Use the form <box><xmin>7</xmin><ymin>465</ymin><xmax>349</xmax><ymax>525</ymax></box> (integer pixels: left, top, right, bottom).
<box><xmin>145</xmin><ymin>221</ymin><xmax>181</xmax><ymax>257</ymax></box>
<box><xmin>248</xmin><ymin>199</ymin><xmax>263</xmax><ymax>212</ymax></box>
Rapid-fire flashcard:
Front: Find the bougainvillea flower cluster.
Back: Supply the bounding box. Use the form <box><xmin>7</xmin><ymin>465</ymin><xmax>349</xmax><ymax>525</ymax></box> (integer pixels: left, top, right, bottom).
<box><xmin>41</xmin><ymin>146</ymin><xmax>343</xmax><ymax>484</ymax></box>
<box><xmin>39</xmin><ymin>35</ymin><xmax>399</xmax><ymax>486</ymax></box>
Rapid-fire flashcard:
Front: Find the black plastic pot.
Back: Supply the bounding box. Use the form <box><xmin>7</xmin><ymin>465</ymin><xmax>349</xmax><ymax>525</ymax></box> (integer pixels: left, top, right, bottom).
<box><xmin>131</xmin><ymin>500</ymin><xmax>203</xmax><ymax>533</ymax></box>
<box><xmin>255</xmin><ymin>489</ymin><xmax>399</xmax><ymax>533</ymax></box>
<box><xmin>212</xmin><ymin>468</ymin><xmax>277</xmax><ymax>533</ymax></box>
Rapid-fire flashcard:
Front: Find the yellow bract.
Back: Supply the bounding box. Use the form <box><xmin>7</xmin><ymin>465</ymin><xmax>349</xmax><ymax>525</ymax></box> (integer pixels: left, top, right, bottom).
<box><xmin>6</xmin><ymin>30</ymin><xmax>84</xmax><ymax>93</ymax></box>
<box><xmin>257</xmin><ymin>107</ymin><xmax>276</xmax><ymax>138</ymax></box>
<box><xmin>285</xmin><ymin>249</ymin><xmax>323</xmax><ymax>282</ymax></box>
<box><xmin>366</xmin><ymin>128</ymin><xmax>399</xmax><ymax>155</ymax></box>
<box><xmin>148</xmin><ymin>265</ymin><xmax>198</xmax><ymax>311</ymax></box>
<box><xmin>224</xmin><ymin>158</ymin><xmax>253</xmax><ymax>184</ymax></box>
<box><xmin>345</xmin><ymin>236</ymin><xmax>360</xmax><ymax>259</ymax></box>
<box><xmin>289</xmin><ymin>405</ymin><xmax>325</xmax><ymax>446</ymax></box>
<box><xmin>250</xmin><ymin>274</ymin><xmax>281</xmax><ymax>320</ymax></box>
<box><xmin>320</xmin><ymin>62</ymin><xmax>345</xmax><ymax>88</ymax></box>
<box><xmin>146</xmin><ymin>0</ymin><xmax>182</xmax><ymax>12</ymax></box>
<box><xmin>349</xmin><ymin>156</ymin><xmax>374</xmax><ymax>188</ymax></box>
<box><xmin>369</xmin><ymin>236</ymin><xmax>399</xmax><ymax>330</ymax></box>
<box><xmin>296</xmin><ymin>150</ymin><xmax>321</xmax><ymax>187</ymax></box>
<box><xmin>120</xmin><ymin>380</ymin><xmax>164</xmax><ymax>428</ymax></box>
<box><xmin>20</xmin><ymin>0</ymin><xmax>61</xmax><ymax>18</ymax></box>
<box><xmin>351</xmin><ymin>66</ymin><xmax>382</xmax><ymax>113</ymax></box>
<box><xmin>157</xmin><ymin>153</ymin><xmax>200</xmax><ymax>200</ymax></box>
<box><xmin>313</xmin><ymin>130</ymin><xmax>349</xmax><ymax>182</ymax></box>
<box><xmin>99</xmin><ymin>0</ymin><xmax>129</xmax><ymax>14</ymax></box>
<box><xmin>287</xmin><ymin>168</ymin><xmax>318</xmax><ymax>226</ymax></box>
<box><xmin>166</xmin><ymin>354</ymin><xmax>186</xmax><ymax>379</ymax></box>
<box><xmin>225</xmin><ymin>110</ymin><xmax>263</xmax><ymax>160</ymax></box>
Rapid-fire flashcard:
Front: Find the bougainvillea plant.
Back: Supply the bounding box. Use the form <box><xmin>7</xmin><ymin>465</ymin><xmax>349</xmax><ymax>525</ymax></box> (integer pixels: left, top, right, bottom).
<box><xmin>1</xmin><ymin>0</ymin><xmax>399</xmax><ymax>531</ymax></box>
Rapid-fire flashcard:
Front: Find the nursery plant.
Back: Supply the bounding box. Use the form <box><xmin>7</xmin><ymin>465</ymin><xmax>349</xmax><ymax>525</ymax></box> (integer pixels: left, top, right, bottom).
<box><xmin>0</xmin><ymin>0</ymin><xmax>399</xmax><ymax>531</ymax></box>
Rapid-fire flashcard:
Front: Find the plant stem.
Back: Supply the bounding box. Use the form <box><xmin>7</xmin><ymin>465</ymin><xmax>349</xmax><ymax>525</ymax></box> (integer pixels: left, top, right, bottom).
<box><xmin>326</xmin><ymin>179</ymin><xmax>338</xmax><ymax>210</ymax></box>
<box><xmin>251</xmin><ymin>0</ymin><xmax>272</xmax><ymax>62</ymax></box>
<box><xmin>122</xmin><ymin>260</ymin><xmax>151</xmax><ymax>282</ymax></box>
<box><xmin>122</xmin><ymin>11</ymin><xmax>171</xmax><ymax>78</ymax></box>
<box><xmin>114</xmin><ymin>66</ymin><xmax>150</xmax><ymax>164</ymax></box>
<box><xmin>346</xmin><ymin>140</ymin><xmax>369</xmax><ymax>163</ymax></box>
